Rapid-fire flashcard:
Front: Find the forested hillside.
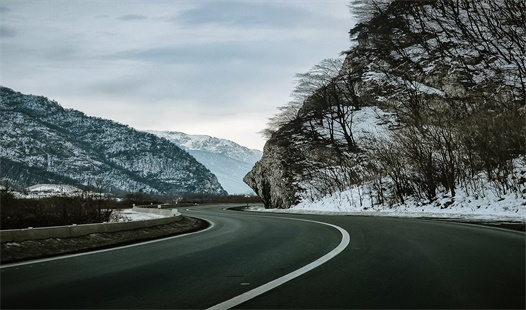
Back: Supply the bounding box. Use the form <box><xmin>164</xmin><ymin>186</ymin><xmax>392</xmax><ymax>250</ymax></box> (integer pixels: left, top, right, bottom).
<box><xmin>0</xmin><ymin>87</ymin><xmax>226</xmax><ymax>196</ymax></box>
<box><xmin>245</xmin><ymin>0</ymin><xmax>525</xmax><ymax>212</ymax></box>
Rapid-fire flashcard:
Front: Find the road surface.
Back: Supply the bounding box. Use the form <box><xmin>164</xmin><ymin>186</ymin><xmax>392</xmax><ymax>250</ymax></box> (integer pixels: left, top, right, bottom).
<box><xmin>1</xmin><ymin>204</ymin><xmax>524</xmax><ymax>309</ymax></box>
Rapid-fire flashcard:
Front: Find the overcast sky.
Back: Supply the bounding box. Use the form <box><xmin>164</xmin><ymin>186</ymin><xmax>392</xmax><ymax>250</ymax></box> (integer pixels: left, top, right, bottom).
<box><xmin>1</xmin><ymin>0</ymin><xmax>356</xmax><ymax>150</ymax></box>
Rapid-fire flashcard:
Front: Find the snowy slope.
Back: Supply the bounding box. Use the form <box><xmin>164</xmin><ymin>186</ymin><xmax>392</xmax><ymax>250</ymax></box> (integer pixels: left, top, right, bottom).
<box><xmin>288</xmin><ymin>156</ymin><xmax>526</xmax><ymax>220</ymax></box>
<box><xmin>147</xmin><ymin>131</ymin><xmax>262</xmax><ymax>194</ymax></box>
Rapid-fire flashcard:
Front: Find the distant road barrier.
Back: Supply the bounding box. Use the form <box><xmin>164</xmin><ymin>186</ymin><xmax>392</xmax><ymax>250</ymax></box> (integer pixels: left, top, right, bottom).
<box><xmin>132</xmin><ymin>206</ymin><xmax>181</xmax><ymax>217</ymax></box>
<box><xmin>0</xmin><ymin>208</ymin><xmax>182</xmax><ymax>243</ymax></box>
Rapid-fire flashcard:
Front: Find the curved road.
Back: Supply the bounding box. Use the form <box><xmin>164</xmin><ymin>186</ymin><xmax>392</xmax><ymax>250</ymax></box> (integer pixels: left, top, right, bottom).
<box><xmin>1</xmin><ymin>204</ymin><xmax>524</xmax><ymax>309</ymax></box>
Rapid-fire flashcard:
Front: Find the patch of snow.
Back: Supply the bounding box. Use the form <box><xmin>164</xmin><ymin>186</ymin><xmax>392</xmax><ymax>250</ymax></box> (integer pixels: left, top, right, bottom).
<box><xmin>109</xmin><ymin>209</ymin><xmax>166</xmax><ymax>222</ymax></box>
<box><xmin>4</xmin><ymin>242</ymin><xmax>21</xmax><ymax>248</ymax></box>
<box><xmin>313</xmin><ymin>106</ymin><xmax>396</xmax><ymax>149</ymax></box>
<box><xmin>364</xmin><ymin>70</ymin><xmax>446</xmax><ymax>97</ymax></box>
<box><xmin>9</xmin><ymin>184</ymin><xmax>88</xmax><ymax>199</ymax></box>
<box><xmin>27</xmin><ymin>184</ymin><xmax>82</xmax><ymax>193</ymax></box>
<box><xmin>352</xmin><ymin>106</ymin><xmax>397</xmax><ymax>142</ymax></box>
<box><xmin>408</xmin><ymin>80</ymin><xmax>445</xmax><ymax>96</ymax></box>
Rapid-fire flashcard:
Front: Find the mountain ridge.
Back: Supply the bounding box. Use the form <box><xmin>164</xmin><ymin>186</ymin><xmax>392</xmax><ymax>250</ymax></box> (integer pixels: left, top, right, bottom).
<box><xmin>0</xmin><ymin>86</ymin><xmax>226</xmax><ymax>196</ymax></box>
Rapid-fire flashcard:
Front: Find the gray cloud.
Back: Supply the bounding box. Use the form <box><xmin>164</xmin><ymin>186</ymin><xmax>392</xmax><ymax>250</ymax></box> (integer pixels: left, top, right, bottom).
<box><xmin>0</xmin><ymin>0</ymin><xmax>355</xmax><ymax>150</ymax></box>
<box><xmin>117</xmin><ymin>14</ymin><xmax>147</xmax><ymax>21</ymax></box>
<box><xmin>104</xmin><ymin>40</ymin><xmax>300</xmax><ymax>65</ymax></box>
<box><xmin>0</xmin><ymin>26</ymin><xmax>16</xmax><ymax>38</ymax></box>
<box><xmin>175</xmin><ymin>2</ymin><xmax>311</xmax><ymax>28</ymax></box>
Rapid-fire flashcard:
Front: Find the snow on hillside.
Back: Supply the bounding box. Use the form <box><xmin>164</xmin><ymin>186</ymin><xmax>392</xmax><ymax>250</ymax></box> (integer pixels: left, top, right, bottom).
<box><xmin>253</xmin><ymin>157</ymin><xmax>526</xmax><ymax>222</ymax></box>
<box><xmin>147</xmin><ymin>131</ymin><xmax>262</xmax><ymax>163</ymax></box>
<box><xmin>8</xmin><ymin>184</ymin><xmax>85</xmax><ymax>199</ymax></box>
<box><xmin>252</xmin><ymin>189</ymin><xmax>525</xmax><ymax>222</ymax></box>
<box><xmin>27</xmin><ymin>184</ymin><xmax>82</xmax><ymax>194</ymax></box>
<box><xmin>344</xmin><ymin>106</ymin><xmax>395</xmax><ymax>142</ymax></box>
<box><xmin>290</xmin><ymin>184</ymin><xmax>525</xmax><ymax>220</ymax></box>
<box><xmin>251</xmin><ymin>105</ymin><xmax>525</xmax><ymax>221</ymax></box>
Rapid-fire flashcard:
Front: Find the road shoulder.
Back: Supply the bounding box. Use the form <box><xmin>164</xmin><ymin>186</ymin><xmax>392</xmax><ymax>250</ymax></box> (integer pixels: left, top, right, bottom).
<box><xmin>0</xmin><ymin>216</ymin><xmax>208</xmax><ymax>264</ymax></box>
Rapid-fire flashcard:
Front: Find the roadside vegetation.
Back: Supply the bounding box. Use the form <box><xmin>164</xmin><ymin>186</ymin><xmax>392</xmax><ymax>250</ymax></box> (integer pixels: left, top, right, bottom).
<box><xmin>0</xmin><ymin>189</ymin><xmax>261</xmax><ymax>230</ymax></box>
<box><xmin>0</xmin><ymin>191</ymin><xmax>114</xmax><ymax>229</ymax></box>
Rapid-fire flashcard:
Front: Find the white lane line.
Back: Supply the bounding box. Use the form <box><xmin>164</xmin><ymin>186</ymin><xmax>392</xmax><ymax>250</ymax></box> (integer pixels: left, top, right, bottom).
<box><xmin>207</xmin><ymin>217</ymin><xmax>351</xmax><ymax>310</ymax></box>
<box><xmin>0</xmin><ymin>217</ymin><xmax>215</xmax><ymax>269</ymax></box>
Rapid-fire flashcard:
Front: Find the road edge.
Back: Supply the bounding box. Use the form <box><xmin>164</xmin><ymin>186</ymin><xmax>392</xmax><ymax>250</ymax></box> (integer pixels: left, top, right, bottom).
<box><xmin>0</xmin><ymin>217</ymin><xmax>214</xmax><ymax>269</ymax></box>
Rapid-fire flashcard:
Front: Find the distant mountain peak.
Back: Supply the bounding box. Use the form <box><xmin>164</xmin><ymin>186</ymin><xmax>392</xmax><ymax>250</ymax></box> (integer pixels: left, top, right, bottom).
<box><xmin>146</xmin><ymin>130</ymin><xmax>262</xmax><ymax>195</ymax></box>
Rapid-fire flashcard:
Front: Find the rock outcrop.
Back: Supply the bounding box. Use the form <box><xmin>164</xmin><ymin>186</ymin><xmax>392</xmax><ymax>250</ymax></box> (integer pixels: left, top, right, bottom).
<box><xmin>245</xmin><ymin>0</ymin><xmax>525</xmax><ymax>209</ymax></box>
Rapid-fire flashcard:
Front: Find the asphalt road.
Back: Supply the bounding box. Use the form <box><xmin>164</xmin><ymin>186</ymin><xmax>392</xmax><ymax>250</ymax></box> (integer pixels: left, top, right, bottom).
<box><xmin>1</xmin><ymin>204</ymin><xmax>524</xmax><ymax>309</ymax></box>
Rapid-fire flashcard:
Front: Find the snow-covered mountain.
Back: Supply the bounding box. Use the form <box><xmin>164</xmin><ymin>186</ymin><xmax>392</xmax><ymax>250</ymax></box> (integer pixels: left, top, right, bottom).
<box><xmin>0</xmin><ymin>86</ymin><xmax>226</xmax><ymax>196</ymax></box>
<box><xmin>146</xmin><ymin>131</ymin><xmax>262</xmax><ymax>194</ymax></box>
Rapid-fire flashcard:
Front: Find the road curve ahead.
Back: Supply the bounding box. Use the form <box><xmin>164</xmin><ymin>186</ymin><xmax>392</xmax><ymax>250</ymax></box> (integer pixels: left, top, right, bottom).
<box><xmin>0</xmin><ymin>204</ymin><xmax>344</xmax><ymax>309</ymax></box>
<box><xmin>238</xmin><ymin>213</ymin><xmax>525</xmax><ymax>309</ymax></box>
<box><xmin>1</xmin><ymin>204</ymin><xmax>524</xmax><ymax>309</ymax></box>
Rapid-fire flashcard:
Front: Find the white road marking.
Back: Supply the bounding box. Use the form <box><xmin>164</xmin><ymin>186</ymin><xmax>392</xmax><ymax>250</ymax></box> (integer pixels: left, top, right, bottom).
<box><xmin>206</xmin><ymin>217</ymin><xmax>351</xmax><ymax>310</ymax></box>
